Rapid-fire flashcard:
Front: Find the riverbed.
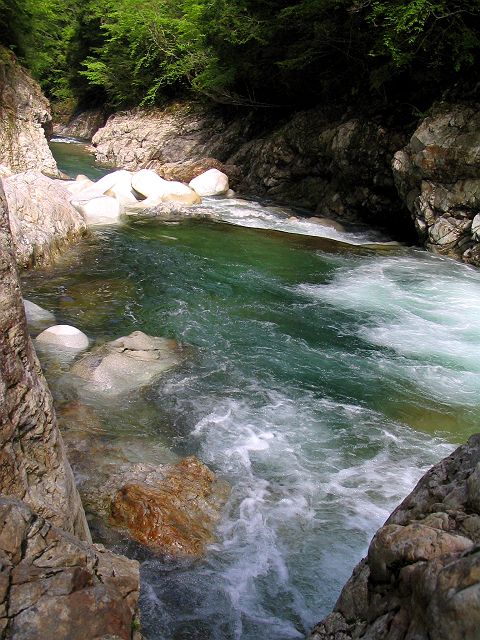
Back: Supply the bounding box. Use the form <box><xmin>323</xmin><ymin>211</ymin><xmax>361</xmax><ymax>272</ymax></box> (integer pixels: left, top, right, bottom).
<box><xmin>23</xmin><ymin>140</ymin><xmax>480</xmax><ymax>639</ymax></box>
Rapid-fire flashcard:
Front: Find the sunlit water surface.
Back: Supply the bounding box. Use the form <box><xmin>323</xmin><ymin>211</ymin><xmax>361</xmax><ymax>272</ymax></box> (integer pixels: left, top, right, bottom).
<box><xmin>23</xmin><ymin>141</ymin><xmax>480</xmax><ymax>639</ymax></box>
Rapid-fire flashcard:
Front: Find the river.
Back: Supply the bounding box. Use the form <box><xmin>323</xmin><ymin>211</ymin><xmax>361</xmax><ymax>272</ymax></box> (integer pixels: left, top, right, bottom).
<box><xmin>22</xmin><ymin>139</ymin><xmax>480</xmax><ymax>639</ymax></box>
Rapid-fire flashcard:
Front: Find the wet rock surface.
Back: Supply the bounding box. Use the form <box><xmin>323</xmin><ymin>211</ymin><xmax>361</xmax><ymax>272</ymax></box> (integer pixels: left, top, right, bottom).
<box><xmin>393</xmin><ymin>104</ymin><xmax>480</xmax><ymax>266</ymax></box>
<box><xmin>69</xmin><ymin>330</ymin><xmax>184</xmax><ymax>395</ymax></box>
<box><xmin>0</xmin><ymin>496</ymin><xmax>140</xmax><ymax>640</ymax></box>
<box><xmin>80</xmin><ymin>456</ymin><xmax>230</xmax><ymax>558</ymax></box>
<box><xmin>3</xmin><ymin>170</ymin><xmax>86</xmax><ymax>268</ymax></box>
<box><xmin>0</xmin><ymin>47</ymin><xmax>59</xmax><ymax>176</ymax></box>
<box><xmin>309</xmin><ymin>434</ymin><xmax>480</xmax><ymax>640</ymax></box>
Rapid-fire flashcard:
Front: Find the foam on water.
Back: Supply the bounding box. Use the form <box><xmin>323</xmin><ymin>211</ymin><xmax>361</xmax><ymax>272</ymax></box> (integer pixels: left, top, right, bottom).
<box><xmin>203</xmin><ymin>197</ymin><xmax>383</xmax><ymax>245</ymax></box>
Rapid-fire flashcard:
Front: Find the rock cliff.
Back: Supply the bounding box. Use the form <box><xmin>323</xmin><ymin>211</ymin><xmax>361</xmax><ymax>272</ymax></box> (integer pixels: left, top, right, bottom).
<box><xmin>3</xmin><ymin>170</ymin><xmax>86</xmax><ymax>268</ymax></box>
<box><xmin>393</xmin><ymin>104</ymin><xmax>480</xmax><ymax>266</ymax></box>
<box><xmin>309</xmin><ymin>434</ymin><xmax>480</xmax><ymax>640</ymax></box>
<box><xmin>0</xmin><ymin>183</ymin><xmax>140</xmax><ymax>638</ymax></box>
<box><xmin>0</xmin><ymin>48</ymin><xmax>59</xmax><ymax>176</ymax></box>
<box><xmin>53</xmin><ymin>107</ymin><xmax>107</xmax><ymax>141</ymax></box>
<box><xmin>92</xmin><ymin>102</ymin><xmax>413</xmax><ymax>237</ymax></box>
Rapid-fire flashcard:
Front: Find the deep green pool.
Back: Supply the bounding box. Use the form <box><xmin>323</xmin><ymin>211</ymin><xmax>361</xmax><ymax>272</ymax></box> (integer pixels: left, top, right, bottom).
<box><xmin>24</xmin><ymin>142</ymin><xmax>480</xmax><ymax>639</ymax></box>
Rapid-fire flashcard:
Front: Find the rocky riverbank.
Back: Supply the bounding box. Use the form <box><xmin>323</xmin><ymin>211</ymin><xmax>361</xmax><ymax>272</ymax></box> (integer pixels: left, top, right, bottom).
<box><xmin>89</xmin><ymin>99</ymin><xmax>480</xmax><ymax>266</ymax></box>
<box><xmin>309</xmin><ymin>434</ymin><xmax>480</xmax><ymax>640</ymax></box>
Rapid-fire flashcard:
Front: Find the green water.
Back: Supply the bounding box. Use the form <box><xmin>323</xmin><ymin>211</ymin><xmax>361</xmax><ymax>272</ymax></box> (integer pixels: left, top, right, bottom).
<box><xmin>25</xmin><ymin>143</ymin><xmax>479</xmax><ymax>639</ymax></box>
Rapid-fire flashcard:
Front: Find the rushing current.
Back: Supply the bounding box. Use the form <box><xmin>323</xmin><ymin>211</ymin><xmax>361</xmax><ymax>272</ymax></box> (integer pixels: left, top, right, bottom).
<box><xmin>23</xmin><ymin>140</ymin><xmax>480</xmax><ymax>639</ymax></box>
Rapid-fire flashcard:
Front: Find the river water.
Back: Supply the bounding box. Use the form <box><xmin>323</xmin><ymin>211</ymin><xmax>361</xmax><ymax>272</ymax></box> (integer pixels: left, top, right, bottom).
<box><xmin>23</xmin><ymin>140</ymin><xmax>480</xmax><ymax>639</ymax></box>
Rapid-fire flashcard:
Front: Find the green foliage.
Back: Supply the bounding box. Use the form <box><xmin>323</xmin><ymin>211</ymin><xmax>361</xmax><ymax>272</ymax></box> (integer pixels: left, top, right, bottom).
<box><xmin>2</xmin><ymin>0</ymin><xmax>479</xmax><ymax>109</ymax></box>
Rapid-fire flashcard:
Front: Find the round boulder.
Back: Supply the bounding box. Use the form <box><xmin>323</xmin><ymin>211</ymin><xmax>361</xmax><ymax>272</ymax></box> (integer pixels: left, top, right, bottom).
<box><xmin>189</xmin><ymin>169</ymin><xmax>229</xmax><ymax>197</ymax></box>
<box><xmin>35</xmin><ymin>325</ymin><xmax>89</xmax><ymax>351</ymax></box>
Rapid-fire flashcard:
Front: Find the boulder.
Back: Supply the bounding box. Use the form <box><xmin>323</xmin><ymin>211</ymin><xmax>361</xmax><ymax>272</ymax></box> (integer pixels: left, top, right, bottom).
<box><xmin>0</xmin><ymin>496</ymin><xmax>140</xmax><ymax>640</ymax></box>
<box><xmin>3</xmin><ymin>171</ymin><xmax>86</xmax><ymax>268</ymax></box>
<box><xmin>35</xmin><ymin>325</ymin><xmax>89</xmax><ymax>351</ymax></box>
<box><xmin>81</xmin><ymin>457</ymin><xmax>229</xmax><ymax>557</ymax></box>
<box><xmin>94</xmin><ymin>169</ymin><xmax>138</xmax><ymax>205</ymax></box>
<box><xmin>393</xmin><ymin>104</ymin><xmax>480</xmax><ymax>266</ymax></box>
<box><xmin>132</xmin><ymin>169</ymin><xmax>201</xmax><ymax>205</ymax></box>
<box><xmin>0</xmin><ymin>46</ymin><xmax>59</xmax><ymax>176</ymax></box>
<box><xmin>69</xmin><ymin>330</ymin><xmax>183</xmax><ymax>395</ymax></box>
<box><xmin>72</xmin><ymin>194</ymin><xmax>122</xmax><ymax>225</ymax></box>
<box><xmin>23</xmin><ymin>299</ymin><xmax>55</xmax><ymax>333</ymax></box>
<box><xmin>308</xmin><ymin>434</ymin><xmax>480</xmax><ymax>640</ymax></box>
<box><xmin>152</xmin><ymin>157</ymin><xmax>243</xmax><ymax>187</ymax></box>
<box><xmin>125</xmin><ymin>200</ymin><xmax>209</xmax><ymax>221</ymax></box>
<box><xmin>189</xmin><ymin>168</ymin><xmax>229</xmax><ymax>196</ymax></box>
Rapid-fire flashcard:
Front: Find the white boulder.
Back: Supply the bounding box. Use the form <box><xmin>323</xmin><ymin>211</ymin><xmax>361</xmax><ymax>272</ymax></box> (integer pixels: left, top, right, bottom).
<box><xmin>132</xmin><ymin>169</ymin><xmax>201</xmax><ymax>205</ymax></box>
<box><xmin>94</xmin><ymin>170</ymin><xmax>138</xmax><ymax>205</ymax></box>
<box><xmin>72</xmin><ymin>195</ymin><xmax>122</xmax><ymax>225</ymax></box>
<box><xmin>189</xmin><ymin>169</ymin><xmax>229</xmax><ymax>197</ymax></box>
<box><xmin>35</xmin><ymin>325</ymin><xmax>89</xmax><ymax>351</ymax></box>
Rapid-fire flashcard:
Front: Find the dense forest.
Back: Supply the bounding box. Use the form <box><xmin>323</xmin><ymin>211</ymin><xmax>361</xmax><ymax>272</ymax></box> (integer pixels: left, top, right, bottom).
<box><xmin>1</xmin><ymin>0</ymin><xmax>480</xmax><ymax>113</ymax></box>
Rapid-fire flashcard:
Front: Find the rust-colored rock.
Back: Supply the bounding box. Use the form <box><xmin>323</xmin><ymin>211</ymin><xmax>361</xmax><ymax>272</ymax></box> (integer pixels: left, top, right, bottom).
<box><xmin>111</xmin><ymin>457</ymin><xmax>228</xmax><ymax>556</ymax></box>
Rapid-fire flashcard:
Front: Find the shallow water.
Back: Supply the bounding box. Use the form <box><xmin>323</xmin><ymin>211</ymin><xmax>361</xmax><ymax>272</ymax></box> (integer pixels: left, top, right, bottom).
<box><xmin>26</xmin><ymin>144</ymin><xmax>480</xmax><ymax>639</ymax></box>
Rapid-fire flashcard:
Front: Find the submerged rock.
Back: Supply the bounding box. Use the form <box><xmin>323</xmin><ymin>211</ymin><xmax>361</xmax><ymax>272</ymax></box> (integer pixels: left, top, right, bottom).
<box><xmin>308</xmin><ymin>216</ymin><xmax>346</xmax><ymax>232</ymax></box>
<box><xmin>23</xmin><ymin>299</ymin><xmax>55</xmax><ymax>333</ymax></box>
<box><xmin>309</xmin><ymin>434</ymin><xmax>480</xmax><ymax>640</ymax></box>
<box><xmin>0</xmin><ymin>496</ymin><xmax>140</xmax><ymax>640</ymax></box>
<box><xmin>82</xmin><ymin>457</ymin><xmax>230</xmax><ymax>557</ymax></box>
<box><xmin>69</xmin><ymin>330</ymin><xmax>183</xmax><ymax>395</ymax></box>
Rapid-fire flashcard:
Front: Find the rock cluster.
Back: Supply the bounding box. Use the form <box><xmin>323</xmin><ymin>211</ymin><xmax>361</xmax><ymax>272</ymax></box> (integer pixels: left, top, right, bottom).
<box><xmin>0</xmin><ymin>182</ymin><xmax>140</xmax><ymax>638</ymax></box>
<box><xmin>92</xmin><ymin>101</ymin><xmax>411</xmax><ymax>237</ymax></box>
<box><xmin>309</xmin><ymin>433</ymin><xmax>480</xmax><ymax>640</ymax></box>
<box><xmin>393</xmin><ymin>104</ymin><xmax>480</xmax><ymax>266</ymax></box>
<box><xmin>0</xmin><ymin>47</ymin><xmax>59</xmax><ymax>176</ymax></box>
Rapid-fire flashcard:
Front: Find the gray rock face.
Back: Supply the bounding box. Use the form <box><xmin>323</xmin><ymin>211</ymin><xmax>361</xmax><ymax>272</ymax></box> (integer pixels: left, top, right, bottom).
<box><xmin>0</xmin><ymin>182</ymin><xmax>89</xmax><ymax>540</ymax></box>
<box><xmin>53</xmin><ymin>107</ymin><xmax>106</xmax><ymax>140</ymax></box>
<box><xmin>393</xmin><ymin>104</ymin><xmax>480</xmax><ymax>265</ymax></box>
<box><xmin>309</xmin><ymin>433</ymin><xmax>480</xmax><ymax>640</ymax></box>
<box><xmin>93</xmin><ymin>101</ymin><xmax>411</xmax><ymax>235</ymax></box>
<box><xmin>0</xmin><ymin>47</ymin><xmax>59</xmax><ymax>176</ymax></box>
<box><xmin>0</xmin><ymin>496</ymin><xmax>140</xmax><ymax>640</ymax></box>
<box><xmin>3</xmin><ymin>170</ymin><xmax>86</xmax><ymax>268</ymax></box>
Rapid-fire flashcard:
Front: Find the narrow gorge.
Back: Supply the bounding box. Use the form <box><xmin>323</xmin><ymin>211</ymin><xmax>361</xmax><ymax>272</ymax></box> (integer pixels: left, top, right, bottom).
<box><xmin>1</xmin><ymin>4</ymin><xmax>480</xmax><ymax>637</ymax></box>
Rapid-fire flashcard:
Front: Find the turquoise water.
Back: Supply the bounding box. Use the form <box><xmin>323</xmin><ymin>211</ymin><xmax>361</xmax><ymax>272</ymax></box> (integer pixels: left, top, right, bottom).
<box><xmin>25</xmin><ymin>143</ymin><xmax>480</xmax><ymax>639</ymax></box>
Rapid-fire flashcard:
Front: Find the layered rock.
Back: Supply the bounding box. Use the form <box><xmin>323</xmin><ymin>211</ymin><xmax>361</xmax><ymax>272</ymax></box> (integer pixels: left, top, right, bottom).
<box><xmin>309</xmin><ymin>433</ymin><xmax>480</xmax><ymax>640</ymax></box>
<box><xmin>0</xmin><ymin>181</ymin><xmax>89</xmax><ymax>539</ymax></box>
<box><xmin>0</xmin><ymin>497</ymin><xmax>140</xmax><ymax>640</ymax></box>
<box><xmin>3</xmin><ymin>170</ymin><xmax>86</xmax><ymax>268</ymax></box>
<box><xmin>393</xmin><ymin>104</ymin><xmax>480</xmax><ymax>266</ymax></box>
<box><xmin>0</xmin><ymin>180</ymin><xmax>141</xmax><ymax>638</ymax></box>
<box><xmin>0</xmin><ymin>47</ymin><xmax>59</xmax><ymax>176</ymax></box>
<box><xmin>53</xmin><ymin>107</ymin><xmax>106</xmax><ymax>140</ymax></box>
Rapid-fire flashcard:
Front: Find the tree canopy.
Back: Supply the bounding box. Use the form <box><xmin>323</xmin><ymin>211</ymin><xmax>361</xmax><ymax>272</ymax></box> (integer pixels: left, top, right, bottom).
<box><xmin>1</xmin><ymin>0</ymin><xmax>479</xmax><ymax>110</ymax></box>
